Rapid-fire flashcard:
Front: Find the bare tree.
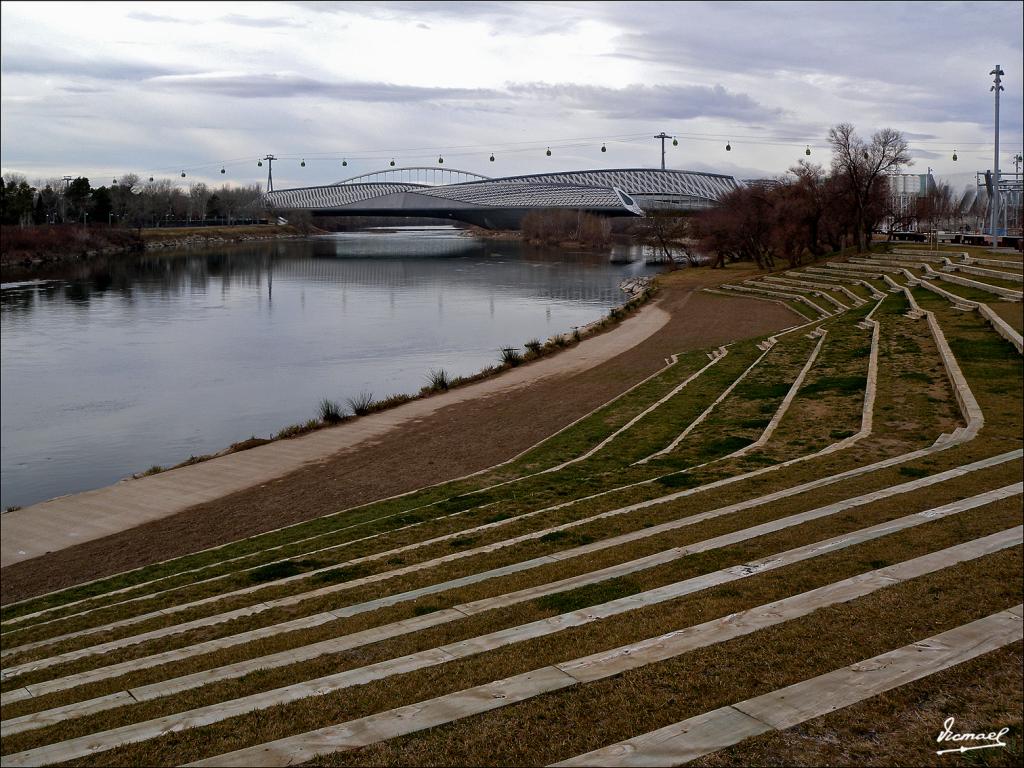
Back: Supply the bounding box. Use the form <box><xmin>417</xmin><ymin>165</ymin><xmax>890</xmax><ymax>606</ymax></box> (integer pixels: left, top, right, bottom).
<box><xmin>188</xmin><ymin>183</ymin><xmax>211</xmax><ymax>223</ymax></box>
<box><xmin>828</xmin><ymin>123</ymin><xmax>911</xmax><ymax>252</ymax></box>
<box><xmin>634</xmin><ymin>212</ymin><xmax>697</xmax><ymax>268</ymax></box>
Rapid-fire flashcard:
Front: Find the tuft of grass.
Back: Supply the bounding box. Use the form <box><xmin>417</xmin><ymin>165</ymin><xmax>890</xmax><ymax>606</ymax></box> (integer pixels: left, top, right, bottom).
<box><xmin>5</xmin><ymin>505</ymin><xmax>22</xmax><ymax>512</ymax></box>
<box><xmin>830</xmin><ymin>429</ymin><xmax>857</xmax><ymax>439</ymax></box>
<box><xmin>140</xmin><ymin>465</ymin><xmax>164</xmax><ymax>477</ymax></box>
<box><xmin>949</xmin><ymin>336</ymin><xmax>1018</xmax><ymax>362</ymax></box>
<box><xmin>228</xmin><ymin>436</ymin><xmax>271</xmax><ymax>452</ymax></box>
<box><xmin>500</xmin><ymin>346</ymin><xmax>524</xmax><ymax>367</ymax></box>
<box><xmin>346</xmin><ymin>391</ymin><xmax>376</xmax><ymax>416</ymax></box>
<box><xmin>655</xmin><ymin>472</ymin><xmax>702</xmax><ymax>489</ymax></box>
<box><xmin>424</xmin><ymin>368</ymin><xmax>451</xmax><ymax>392</ymax></box>
<box><xmin>538</xmin><ymin>530</ymin><xmax>596</xmax><ymax>546</ymax></box>
<box><xmin>737</xmin><ymin>382</ymin><xmax>792</xmax><ymax>399</ymax></box>
<box><xmin>898</xmin><ymin>466</ymin><xmax>929</xmax><ymax>478</ymax></box>
<box><xmin>524</xmin><ymin>339</ymin><xmax>543</xmax><ymax>356</ymax></box>
<box><xmin>534</xmin><ymin>577</ymin><xmax>639</xmax><ymax>613</ymax></box>
<box><xmin>368</xmin><ymin>393</ymin><xmax>414</xmax><ymax>413</ymax></box>
<box><xmin>801</xmin><ymin>375</ymin><xmax>867</xmax><ymax>396</ymax></box>
<box><xmin>276</xmin><ymin>419</ymin><xmax>321</xmax><ymax>440</ymax></box>
<box><xmin>319</xmin><ymin>398</ymin><xmax>346</xmax><ymax>424</ymax></box>
<box><xmin>247</xmin><ymin>560</ymin><xmax>307</xmax><ymax>583</ymax></box>
<box><xmin>310</xmin><ymin>564</ymin><xmax>370</xmax><ymax>585</ymax></box>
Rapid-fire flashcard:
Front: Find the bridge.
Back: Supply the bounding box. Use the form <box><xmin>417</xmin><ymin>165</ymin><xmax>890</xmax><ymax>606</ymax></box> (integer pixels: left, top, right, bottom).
<box><xmin>265</xmin><ymin>167</ymin><xmax>739</xmax><ymax>229</ymax></box>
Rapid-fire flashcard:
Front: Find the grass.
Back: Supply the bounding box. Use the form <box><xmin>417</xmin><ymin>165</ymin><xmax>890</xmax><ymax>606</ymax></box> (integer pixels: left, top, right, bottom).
<box><xmin>2</xmin><ymin>272</ymin><xmax>1021</xmax><ymax>768</ymax></box>
<box><xmin>30</xmin><ymin>522</ymin><xmax>1018</xmax><ymax>765</ymax></box>
<box><xmin>318</xmin><ymin>398</ymin><xmax>346</xmax><ymax>424</ymax></box>
<box><xmin>423</xmin><ymin>368</ymin><xmax>450</xmax><ymax>392</ymax></box>
<box><xmin>499</xmin><ymin>346</ymin><xmax>524</xmax><ymax>367</ymax></box>
<box><xmin>345</xmin><ymin>391</ymin><xmax>376</xmax><ymax>417</ymax></box>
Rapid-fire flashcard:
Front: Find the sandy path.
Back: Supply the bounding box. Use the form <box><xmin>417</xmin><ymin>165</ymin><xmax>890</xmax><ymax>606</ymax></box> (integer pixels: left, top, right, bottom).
<box><xmin>1</xmin><ymin>272</ymin><xmax>799</xmax><ymax>601</ymax></box>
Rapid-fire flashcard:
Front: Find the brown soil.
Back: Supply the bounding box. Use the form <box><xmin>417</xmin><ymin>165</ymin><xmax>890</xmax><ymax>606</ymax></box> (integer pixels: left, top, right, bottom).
<box><xmin>0</xmin><ymin>268</ymin><xmax>799</xmax><ymax>602</ymax></box>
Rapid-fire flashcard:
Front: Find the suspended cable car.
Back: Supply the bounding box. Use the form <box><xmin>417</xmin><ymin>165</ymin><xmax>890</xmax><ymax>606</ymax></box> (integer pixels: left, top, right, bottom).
<box><xmin>489</xmin><ymin>153</ymin><xmax>495</xmax><ymax>162</ymax></box>
<box><xmin>390</xmin><ymin>159</ymin><xmax>396</xmax><ymax>166</ymax></box>
<box><xmin>725</xmin><ymin>141</ymin><xmax>731</xmax><ymax>152</ymax></box>
<box><xmin>112</xmin><ymin>178</ymin><xmax>117</xmax><ymax>185</ymax></box>
<box><xmin>438</xmin><ymin>156</ymin><xmax>444</xmax><ymax>164</ymax></box>
<box><xmin>342</xmin><ymin>159</ymin><xmax>348</xmax><ymax>166</ymax></box>
<box><xmin>149</xmin><ymin>176</ymin><xmax>154</xmax><ymax>182</ymax></box>
<box><xmin>952</xmin><ymin>149</ymin><xmax>958</xmax><ymax>161</ymax></box>
<box><xmin>258</xmin><ymin>159</ymin><xmax>263</xmax><ymax>167</ymax></box>
<box><xmin>863</xmin><ymin>150</ymin><xmax>869</xmax><ymax>160</ymax></box>
<box><xmin>220</xmin><ymin>167</ymin><xmax>226</xmax><ymax>174</ymax></box>
<box><xmin>601</xmin><ymin>143</ymin><xmax>607</xmax><ymax>153</ymax></box>
<box><xmin>180</xmin><ymin>170</ymin><xmax>186</xmax><ymax>178</ymax></box>
<box><xmin>805</xmin><ymin>145</ymin><xmax>811</xmax><ymax>156</ymax></box>
<box><xmin>672</xmin><ymin>137</ymin><xmax>678</xmax><ymax>146</ymax></box>
<box><xmin>300</xmin><ymin>159</ymin><xmax>306</xmax><ymax>167</ymax></box>
<box><xmin>546</xmin><ymin>147</ymin><xmax>552</xmax><ymax>156</ymax></box>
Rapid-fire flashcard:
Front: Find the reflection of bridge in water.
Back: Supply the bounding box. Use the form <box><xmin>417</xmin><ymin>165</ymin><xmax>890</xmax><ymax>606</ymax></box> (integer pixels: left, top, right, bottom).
<box><xmin>266</xmin><ymin>167</ymin><xmax>739</xmax><ymax>229</ymax></box>
<box><xmin>269</xmin><ymin>235</ymin><xmax>644</xmax><ymax>304</ymax></box>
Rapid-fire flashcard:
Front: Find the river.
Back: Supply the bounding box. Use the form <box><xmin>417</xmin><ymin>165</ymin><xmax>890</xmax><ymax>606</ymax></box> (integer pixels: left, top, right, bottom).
<box><xmin>0</xmin><ymin>227</ymin><xmax>659</xmax><ymax>510</ymax></box>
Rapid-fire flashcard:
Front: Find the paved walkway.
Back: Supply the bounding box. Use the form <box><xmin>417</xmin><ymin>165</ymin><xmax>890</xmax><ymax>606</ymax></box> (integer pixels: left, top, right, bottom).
<box><xmin>0</xmin><ymin>303</ymin><xmax>672</xmax><ymax>568</ymax></box>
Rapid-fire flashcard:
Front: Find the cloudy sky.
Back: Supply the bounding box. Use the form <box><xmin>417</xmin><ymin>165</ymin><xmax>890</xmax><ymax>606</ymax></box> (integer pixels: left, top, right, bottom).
<box><xmin>2</xmin><ymin>0</ymin><xmax>1021</xmax><ymax>192</ymax></box>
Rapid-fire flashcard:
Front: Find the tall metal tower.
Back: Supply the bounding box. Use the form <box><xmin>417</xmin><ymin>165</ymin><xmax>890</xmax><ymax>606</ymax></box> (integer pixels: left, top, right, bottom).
<box><xmin>653</xmin><ymin>132</ymin><xmax>672</xmax><ymax>170</ymax></box>
<box><xmin>262</xmin><ymin>155</ymin><xmax>277</xmax><ymax>192</ymax></box>
<box><xmin>990</xmin><ymin>65</ymin><xmax>1003</xmax><ymax>246</ymax></box>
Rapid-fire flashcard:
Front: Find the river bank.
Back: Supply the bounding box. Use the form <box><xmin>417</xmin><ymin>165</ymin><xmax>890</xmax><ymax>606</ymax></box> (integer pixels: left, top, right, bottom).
<box><xmin>126</xmin><ymin>274</ymin><xmax>656</xmax><ymax>479</ymax></box>
<box><xmin>0</xmin><ymin>264</ymin><xmax>798</xmax><ymax>588</ymax></box>
<box><xmin>0</xmin><ymin>224</ymin><xmax>310</xmax><ymax>277</ymax></box>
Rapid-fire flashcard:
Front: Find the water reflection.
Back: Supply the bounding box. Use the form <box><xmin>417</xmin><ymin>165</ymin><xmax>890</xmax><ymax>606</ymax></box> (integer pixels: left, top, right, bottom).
<box><xmin>1</xmin><ymin>228</ymin><xmax>657</xmax><ymax>509</ymax></box>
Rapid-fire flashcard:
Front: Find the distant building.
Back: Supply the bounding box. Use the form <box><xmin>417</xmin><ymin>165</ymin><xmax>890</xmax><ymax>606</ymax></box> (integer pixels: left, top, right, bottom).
<box><xmin>740</xmin><ymin>178</ymin><xmax>784</xmax><ymax>192</ymax></box>
<box><xmin>887</xmin><ymin>172</ymin><xmax>936</xmax><ymax>232</ymax></box>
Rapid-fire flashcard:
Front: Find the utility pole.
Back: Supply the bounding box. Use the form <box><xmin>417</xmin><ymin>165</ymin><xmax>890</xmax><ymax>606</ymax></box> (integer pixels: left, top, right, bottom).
<box><xmin>990</xmin><ymin>65</ymin><xmax>1003</xmax><ymax>247</ymax></box>
<box><xmin>61</xmin><ymin>175</ymin><xmax>72</xmax><ymax>223</ymax></box>
<box><xmin>262</xmin><ymin>154</ymin><xmax>277</xmax><ymax>192</ymax></box>
<box><xmin>653</xmin><ymin>132</ymin><xmax>672</xmax><ymax>170</ymax></box>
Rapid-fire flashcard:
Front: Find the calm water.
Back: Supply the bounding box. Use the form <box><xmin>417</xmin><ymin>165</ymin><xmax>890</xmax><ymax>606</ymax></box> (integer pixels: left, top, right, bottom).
<box><xmin>1</xmin><ymin>227</ymin><xmax>658</xmax><ymax>509</ymax></box>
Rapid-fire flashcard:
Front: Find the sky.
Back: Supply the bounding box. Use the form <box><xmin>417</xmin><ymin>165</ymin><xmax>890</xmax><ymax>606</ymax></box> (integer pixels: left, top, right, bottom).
<box><xmin>1</xmin><ymin>0</ymin><xmax>1022</xmax><ymax>193</ymax></box>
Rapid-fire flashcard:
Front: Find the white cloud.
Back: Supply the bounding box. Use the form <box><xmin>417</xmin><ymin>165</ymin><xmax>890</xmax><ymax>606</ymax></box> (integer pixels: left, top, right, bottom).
<box><xmin>1</xmin><ymin>1</ymin><xmax>1021</xmax><ymax>187</ymax></box>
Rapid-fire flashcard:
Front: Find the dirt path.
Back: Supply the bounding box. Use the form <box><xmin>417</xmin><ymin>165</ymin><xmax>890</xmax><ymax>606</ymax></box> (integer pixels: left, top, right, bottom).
<box><xmin>1</xmin><ymin>268</ymin><xmax>799</xmax><ymax>602</ymax></box>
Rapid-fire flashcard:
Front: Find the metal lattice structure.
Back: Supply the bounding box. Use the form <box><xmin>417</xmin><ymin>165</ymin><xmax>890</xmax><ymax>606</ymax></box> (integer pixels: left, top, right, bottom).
<box><xmin>495</xmin><ymin>168</ymin><xmax>739</xmax><ymax>202</ymax></box>
<box><xmin>265</xmin><ymin>167</ymin><xmax>738</xmax><ymax>228</ymax></box>
<box><xmin>336</xmin><ymin>167</ymin><xmax>491</xmax><ymax>186</ymax></box>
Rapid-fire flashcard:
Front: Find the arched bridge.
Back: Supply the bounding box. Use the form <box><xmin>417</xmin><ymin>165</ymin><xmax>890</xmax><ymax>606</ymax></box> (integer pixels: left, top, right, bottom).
<box><xmin>266</xmin><ymin>167</ymin><xmax>739</xmax><ymax>229</ymax></box>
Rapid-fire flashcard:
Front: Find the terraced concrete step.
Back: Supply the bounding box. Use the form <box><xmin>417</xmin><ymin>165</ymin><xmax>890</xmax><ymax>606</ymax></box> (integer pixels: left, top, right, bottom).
<box><xmin>553</xmin><ymin>603</ymin><xmax>1024</xmax><ymax>766</ymax></box>
<box><xmin>174</xmin><ymin>527</ymin><xmax>1022</xmax><ymax>768</ymax></box>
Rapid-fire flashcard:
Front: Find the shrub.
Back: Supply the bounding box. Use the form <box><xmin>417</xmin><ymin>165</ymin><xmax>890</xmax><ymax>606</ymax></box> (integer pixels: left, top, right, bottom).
<box><xmin>319</xmin><ymin>398</ymin><xmax>346</xmax><ymax>424</ymax></box>
<box><xmin>500</xmin><ymin>346</ymin><xmax>524</xmax><ymax>367</ymax></box>
<box><xmin>521</xmin><ymin>209</ymin><xmax>612</xmax><ymax>247</ymax></box>
<box><xmin>425</xmin><ymin>368</ymin><xmax>450</xmax><ymax>392</ymax></box>
<box><xmin>346</xmin><ymin>390</ymin><xmax>376</xmax><ymax>416</ymax></box>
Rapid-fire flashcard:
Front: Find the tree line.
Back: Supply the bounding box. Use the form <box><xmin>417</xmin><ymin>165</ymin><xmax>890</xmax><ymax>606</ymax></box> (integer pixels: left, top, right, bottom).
<box><xmin>0</xmin><ymin>174</ymin><xmax>266</xmax><ymax>228</ymax></box>
<box><xmin>692</xmin><ymin>123</ymin><xmax>912</xmax><ymax>269</ymax></box>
